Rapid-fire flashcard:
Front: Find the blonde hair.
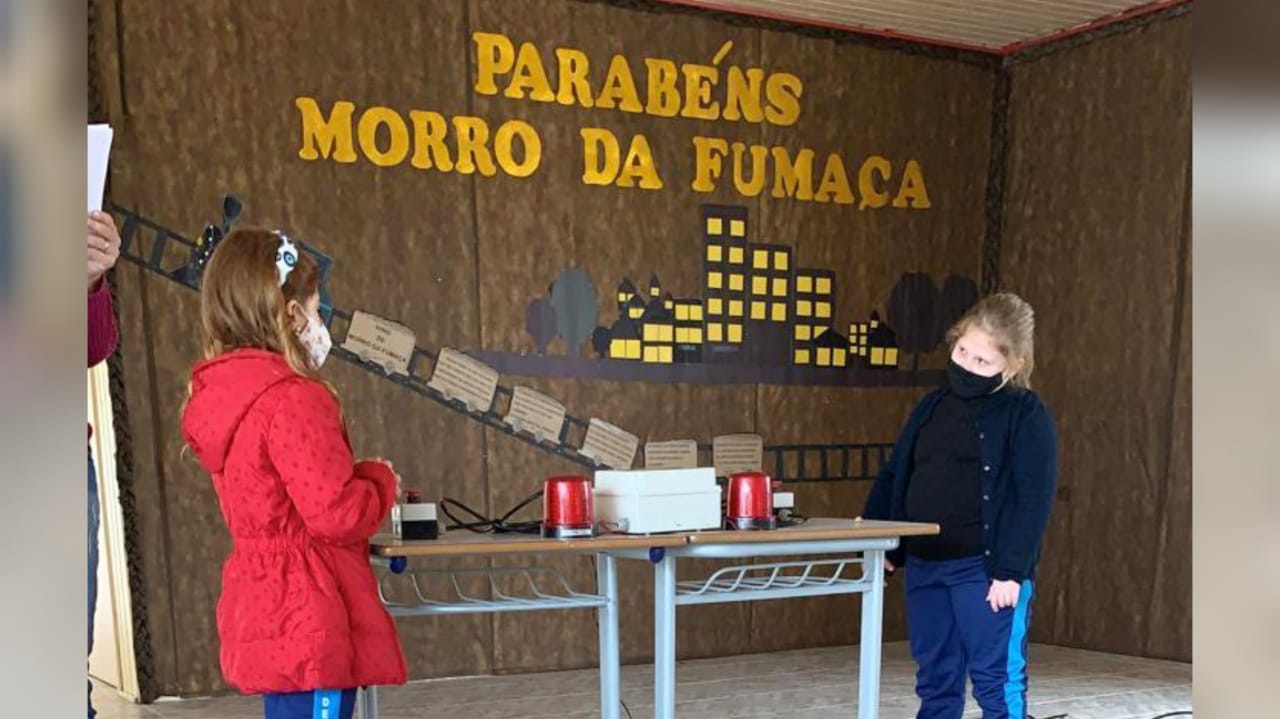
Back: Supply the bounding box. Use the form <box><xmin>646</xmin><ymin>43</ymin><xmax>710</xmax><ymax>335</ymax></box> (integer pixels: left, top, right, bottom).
<box><xmin>198</xmin><ymin>229</ymin><xmax>322</xmax><ymax>379</ymax></box>
<box><xmin>945</xmin><ymin>292</ymin><xmax>1036</xmax><ymax>389</ymax></box>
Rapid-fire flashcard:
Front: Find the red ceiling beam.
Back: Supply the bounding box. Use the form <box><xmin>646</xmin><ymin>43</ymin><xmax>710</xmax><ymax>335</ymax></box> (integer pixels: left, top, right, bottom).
<box><xmin>997</xmin><ymin>0</ymin><xmax>1191</xmax><ymax>55</ymax></box>
<box><xmin>651</xmin><ymin>0</ymin><xmax>1192</xmax><ymax>57</ymax></box>
<box><xmin>653</xmin><ymin>0</ymin><xmax>1001</xmax><ymax>54</ymax></box>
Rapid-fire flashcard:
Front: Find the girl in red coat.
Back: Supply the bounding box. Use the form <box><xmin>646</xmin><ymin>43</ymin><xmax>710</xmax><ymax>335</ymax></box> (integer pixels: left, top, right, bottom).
<box><xmin>181</xmin><ymin>229</ymin><xmax>407</xmax><ymax>719</ymax></box>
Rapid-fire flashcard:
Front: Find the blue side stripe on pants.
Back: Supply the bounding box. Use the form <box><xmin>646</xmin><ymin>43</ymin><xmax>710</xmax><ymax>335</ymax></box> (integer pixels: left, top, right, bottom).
<box><xmin>314</xmin><ymin>689</ymin><xmax>343</xmax><ymax>719</ymax></box>
<box><xmin>1004</xmin><ymin>580</ymin><xmax>1034</xmax><ymax>719</ymax></box>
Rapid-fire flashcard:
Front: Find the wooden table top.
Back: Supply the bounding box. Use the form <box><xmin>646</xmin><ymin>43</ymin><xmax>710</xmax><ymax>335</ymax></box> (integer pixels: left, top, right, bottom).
<box><xmin>370</xmin><ymin>530</ymin><xmax>687</xmax><ymax>558</ymax></box>
<box><xmin>371</xmin><ymin>519</ymin><xmax>936</xmax><ymax>557</ymax></box>
<box><xmin>683</xmin><ymin>518</ymin><xmax>940</xmax><ymax>544</ymax></box>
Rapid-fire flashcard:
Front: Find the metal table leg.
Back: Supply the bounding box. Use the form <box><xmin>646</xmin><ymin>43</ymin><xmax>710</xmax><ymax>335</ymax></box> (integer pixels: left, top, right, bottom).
<box><xmin>653</xmin><ymin>550</ymin><xmax>677</xmax><ymax>719</ymax></box>
<box><xmin>358</xmin><ymin>685</ymin><xmax>379</xmax><ymax>719</ymax></box>
<box><xmin>858</xmin><ymin>549</ymin><xmax>886</xmax><ymax>719</ymax></box>
<box><xmin>597</xmin><ymin>553</ymin><xmax>620</xmax><ymax>719</ymax></box>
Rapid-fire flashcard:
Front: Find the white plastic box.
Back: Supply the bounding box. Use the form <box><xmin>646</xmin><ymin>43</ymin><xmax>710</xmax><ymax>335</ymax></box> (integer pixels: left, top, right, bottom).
<box><xmin>594</xmin><ymin>467</ymin><xmax>722</xmax><ymax>534</ymax></box>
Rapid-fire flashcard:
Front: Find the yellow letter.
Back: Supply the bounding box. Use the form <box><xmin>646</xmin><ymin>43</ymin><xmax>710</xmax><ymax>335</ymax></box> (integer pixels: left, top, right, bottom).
<box><xmin>581</xmin><ymin>128</ymin><xmax>621</xmax><ymax>185</ymax></box>
<box><xmin>644</xmin><ymin>58</ymin><xmax>681</xmax><ymax>117</ymax></box>
<box><xmin>730</xmin><ymin>142</ymin><xmax>768</xmax><ymax>197</ymax></box>
<box><xmin>680</xmin><ymin>63</ymin><xmax>719</xmax><ymax>120</ymax></box>
<box><xmin>771</xmin><ymin>146</ymin><xmax>814</xmax><ymax>200</ymax></box>
<box><xmin>723</xmin><ymin>66</ymin><xmax>764</xmax><ymax>123</ymax></box>
<box><xmin>494</xmin><ymin>120</ymin><xmax>542</xmax><ymax>178</ymax></box>
<box><xmin>452</xmin><ymin>116</ymin><xmax>497</xmax><ymax>176</ymax></box>
<box><xmin>858</xmin><ymin>155</ymin><xmax>891</xmax><ymax>210</ymax></box>
<box><xmin>595</xmin><ymin>55</ymin><xmax>643</xmax><ymax>113</ymax></box>
<box><xmin>473</xmin><ymin>32</ymin><xmax>515</xmax><ymax>96</ymax></box>
<box><xmin>616</xmin><ymin>134</ymin><xmax>664</xmax><ymax>190</ymax></box>
<box><xmin>296</xmin><ymin>97</ymin><xmax>356</xmax><ymax>163</ymax></box>
<box><xmin>691</xmin><ymin>136</ymin><xmax>730</xmax><ymax>193</ymax></box>
<box><xmin>892</xmin><ymin>160</ymin><xmax>932</xmax><ymax>209</ymax></box>
<box><xmin>764</xmin><ymin>72</ymin><xmax>803</xmax><ymax>127</ymax></box>
<box><xmin>357</xmin><ymin>107</ymin><xmax>410</xmax><ymax>167</ymax></box>
<box><xmin>814</xmin><ymin>153</ymin><xmax>854</xmax><ymax>204</ymax></box>
<box><xmin>506</xmin><ymin>42</ymin><xmax>555</xmax><ymax>102</ymax></box>
<box><xmin>408</xmin><ymin>110</ymin><xmax>454</xmax><ymax>171</ymax></box>
<box><xmin>556</xmin><ymin>47</ymin><xmax>595</xmax><ymax>107</ymax></box>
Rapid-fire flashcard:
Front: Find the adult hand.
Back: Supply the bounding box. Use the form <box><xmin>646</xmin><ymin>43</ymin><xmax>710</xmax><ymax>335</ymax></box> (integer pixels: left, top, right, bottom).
<box><xmin>88</xmin><ymin>211</ymin><xmax>121</xmax><ymax>288</ymax></box>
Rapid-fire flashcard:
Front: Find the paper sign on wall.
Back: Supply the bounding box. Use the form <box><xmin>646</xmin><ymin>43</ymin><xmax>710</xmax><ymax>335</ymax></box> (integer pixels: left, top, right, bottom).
<box><xmin>427</xmin><ymin>348</ymin><xmax>499</xmax><ymax>413</ymax></box>
<box><xmin>504</xmin><ymin>385</ymin><xmax>567</xmax><ymax>443</ymax></box>
<box><xmin>580</xmin><ymin>418</ymin><xmax>639</xmax><ymax>470</ymax></box>
<box><xmin>644</xmin><ymin>440</ymin><xmax>699</xmax><ymax>469</ymax></box>
<box><xmin>341</xmin><ymin>310</ymin><xmax>416</xmax><ymax>375</ymax></box>
<box><xmin>712</xmin><ymin>434</ymin><xmax>764</xmax><ymax>476</ymax></box>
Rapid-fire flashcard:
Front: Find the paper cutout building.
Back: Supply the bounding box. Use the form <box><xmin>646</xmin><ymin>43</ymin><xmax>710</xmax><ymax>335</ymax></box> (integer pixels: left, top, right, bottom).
<box><xmin>564</xmin><ymin>205</ymin><xmax>909</xmax><ymax>373</ymax></box>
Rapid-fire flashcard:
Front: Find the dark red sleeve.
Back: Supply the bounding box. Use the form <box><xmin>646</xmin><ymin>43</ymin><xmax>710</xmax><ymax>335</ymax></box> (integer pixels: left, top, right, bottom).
<box><xmin>88</xmin><ymin>277</ymin><xmax>119</xmax><ymax>367</ymax></box>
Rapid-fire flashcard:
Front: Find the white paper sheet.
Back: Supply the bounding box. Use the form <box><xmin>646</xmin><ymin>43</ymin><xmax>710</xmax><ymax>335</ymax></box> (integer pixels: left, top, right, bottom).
<box><xmin>87</xmin><ymin>124</ymin><xmax>114</xmax><ymax>213</ymax></box>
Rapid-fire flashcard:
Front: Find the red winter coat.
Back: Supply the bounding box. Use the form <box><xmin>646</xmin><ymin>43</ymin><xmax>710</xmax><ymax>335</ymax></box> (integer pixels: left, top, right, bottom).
<box><xmin>181</xmin><ymin>349</ymin><xmax>407</xmax><ymax>694</ymax></box>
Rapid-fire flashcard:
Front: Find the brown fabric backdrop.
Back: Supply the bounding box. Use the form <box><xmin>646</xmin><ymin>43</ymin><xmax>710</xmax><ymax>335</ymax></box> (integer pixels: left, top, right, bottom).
<box><xmin>1000</xmin><ymin>15</ymin><xmax>1192</xmax><ymax>660</ymax></box>
<box><xmin>89</xmin><ymin>0</ymin><xmax>1188</xmax><ymax>695</ymax></box>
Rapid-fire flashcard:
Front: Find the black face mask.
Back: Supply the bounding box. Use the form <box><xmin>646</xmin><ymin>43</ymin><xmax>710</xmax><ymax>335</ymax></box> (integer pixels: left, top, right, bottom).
<box><xmin>947</xmin><ymin>359</ymin><xmax>1005</xmax><ymax>398</ymax></box>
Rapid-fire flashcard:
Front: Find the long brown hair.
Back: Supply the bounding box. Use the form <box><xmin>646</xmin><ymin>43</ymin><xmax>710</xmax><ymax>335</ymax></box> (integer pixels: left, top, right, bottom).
<box><xmin>199</xmin><ymin>229</ymin><xmax>322</xmax><ymax>379</ymax></box>
<box><xmin>945</xmin><ymin>292</ymin><xmax>1037</xmax><ymax>389</ymax></box>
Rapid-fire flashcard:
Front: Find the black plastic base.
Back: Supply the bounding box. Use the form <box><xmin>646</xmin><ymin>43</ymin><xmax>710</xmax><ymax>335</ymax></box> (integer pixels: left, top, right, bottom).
<box><xmin>401</xmin><ymin>519</ymin><xmax>439</xmax><ymax>540</ymax></box>
<box><xmin>727</xmin><ymin>516</ymin><xmax>777</xmax><ymax>530</ymax></box>
<box><xmin>542</xmin><ymin>524</ymin><xmax>595</xmax><ymax>539</ymax></box>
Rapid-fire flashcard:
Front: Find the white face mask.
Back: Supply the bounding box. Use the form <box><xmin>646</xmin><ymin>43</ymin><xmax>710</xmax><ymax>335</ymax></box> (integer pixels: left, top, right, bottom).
<box><xmin>297</xmin><ymin>313</ymin><xmax>332</xmax><ymax>369</ymax></box>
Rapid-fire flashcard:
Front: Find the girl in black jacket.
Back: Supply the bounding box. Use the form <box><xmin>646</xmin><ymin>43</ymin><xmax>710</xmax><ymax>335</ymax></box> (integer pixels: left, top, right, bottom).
<box><xmin>863</xmin><ymin>293</ymin><xmax>1057</xmax><ymax>719</ymax></box>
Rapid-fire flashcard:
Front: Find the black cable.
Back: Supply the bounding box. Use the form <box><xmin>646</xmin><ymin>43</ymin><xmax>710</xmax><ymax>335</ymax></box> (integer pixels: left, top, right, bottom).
<box><xmin>439</xmin><ymin>490</ymin><xmax>544</xmax><ymax>535</ymax></box>
<box><xmin>621</xmin><ymin>699</ymin><xmax>633</xmax><ymax>719</ymax></box>
<box><xmin>777</xmin><ymin>510</ymin><xmax>809</xmax><ymax>528</ymax></box>
<box><xmin>1149</xmin><ymin>713</ymin><xmax>1191</xmax><ymax>719</ymax></box>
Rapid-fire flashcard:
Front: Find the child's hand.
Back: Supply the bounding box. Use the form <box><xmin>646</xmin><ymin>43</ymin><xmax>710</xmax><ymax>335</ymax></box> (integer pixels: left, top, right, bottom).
<box><xmin>363</xmin><ymin>457</ymin><xmax>401</xmax><ymax>499</ymax></box>
<box><xmin>986</xmin><ymin>579</ymin><xmax>1021</xmax><ymax>612</ymax></box>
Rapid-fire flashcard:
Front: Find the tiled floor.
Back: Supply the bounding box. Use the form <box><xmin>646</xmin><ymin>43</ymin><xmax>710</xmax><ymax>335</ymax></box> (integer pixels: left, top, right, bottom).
<box><xmin>91</xmin><ymin>642</ymin><xmax>1192</xmax><ymax>719</ymax></box>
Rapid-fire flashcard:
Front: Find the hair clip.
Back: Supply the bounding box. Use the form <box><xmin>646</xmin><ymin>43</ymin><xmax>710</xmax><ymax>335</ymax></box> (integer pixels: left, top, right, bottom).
<box><xmin>274</xmin><ymin>231</ymin><xmax>299</xmax><ymax>286</ymax></box>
